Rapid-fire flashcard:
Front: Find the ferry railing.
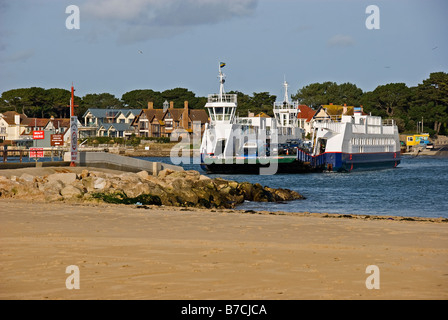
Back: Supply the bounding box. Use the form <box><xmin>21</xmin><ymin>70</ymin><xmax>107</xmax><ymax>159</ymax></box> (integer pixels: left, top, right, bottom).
<box><xmin>382</xmin><ymin>119</ymin><xmax>395</xmax><ymax>126</ymax></box>
<box><xmin>208</xmin><ymin>94</ymin><xmax>237</xmax><ymax>103</ymax></box>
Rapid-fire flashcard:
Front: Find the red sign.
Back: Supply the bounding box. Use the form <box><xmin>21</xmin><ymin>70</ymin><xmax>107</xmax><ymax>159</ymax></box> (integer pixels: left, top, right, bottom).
<box><xmin>51</xmin><ymin>134</ymin><xmax>64</xmax><ymax>146</ymax></box>
<box><xmin>33</xmin><ymin>130</ymin><xmax>45</xmax><ymax>140</ymax></box>
<box><xmin>29</xmin><ymin>148</ymin><xmax>44</xmax><ymax>158</ymax></box>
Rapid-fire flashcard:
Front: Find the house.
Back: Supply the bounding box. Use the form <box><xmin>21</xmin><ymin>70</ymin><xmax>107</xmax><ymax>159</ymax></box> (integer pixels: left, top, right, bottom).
<box><xmin>132</xmin><ymin>101</ymin><xmax>208</xmax><ymax>140</ymax></box>
<box><xmin>21</xmin><ymin>118</ymin><xmax>50</xmax><ymax>135</ymax></box>
<box><xmin>296</xmin><ymin>105</ymin><xmax>316</xmax><ymax>138</ymax></box>
<box><xmin>22</xmin><ymin>117</ymin><xmax>81</xmax><ymax>147</ymax></box>
<box><xmin>97</xmin><ymin>123</ymin><xmax>135</xmax><ymax>138</ymax></box>
<box><xmin>313</xmin><ymin>104</ymin><xmax>366</xmax><ymax>123</ymax></box>
<box><xmin>81</xmin><ymin>108</ymin><xmax>142</xmax><ymax>137</ymax></box>
<box><xmin>132</xmin><ymin>102</ymin><xmax>166</xmax><ymax>138</ymax></box>
<box><xmin>115</xmin><ymin>109</ymin><xmax>141</xmax><ymax>124</ymax></box>
<box><xmin>44</xmin><ymin>118</ymin><xmax>71</xmax><ymax>134</ymax></box>
<box><xmin>0</xmin><ymin>111</ymin><xmax>28</xmax><ymax>141</ymax></box>
<box><xmin>83</xmin><ymin>108</ymin><xmax>141</xmax><ymax>127</ymax></box>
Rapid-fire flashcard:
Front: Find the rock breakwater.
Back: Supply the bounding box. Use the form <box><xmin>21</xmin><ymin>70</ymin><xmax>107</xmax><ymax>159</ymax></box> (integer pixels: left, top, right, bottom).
<box><xmin>0</xmin><ymin>168</ymin><xmax>305</xmax><ymax>209</ymax></box>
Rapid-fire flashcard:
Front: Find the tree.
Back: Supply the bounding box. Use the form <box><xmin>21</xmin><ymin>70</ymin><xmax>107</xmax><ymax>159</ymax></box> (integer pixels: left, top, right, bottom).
<box><xmin>292</xmin><ymin>82</ymin><xmax>363</xmax><ymax>107</ymax></box>
<box><xmin>46</xmin><ymin>88</ymin><xmax>71</xmax><ymax>118</ymax></box>
<box><xmin>161</xmin><ymin>88</ymin><xmax>202</xmax><ymax>109</ymax></box>
<box><xmin>361</xmin><ymin>83</ymin><xmax>412</xmax><ymax>118</ymax></box>
<box><xmin>82</xmin><ymin>93</ymin><xmax>123</xmax><ymax>110</ymax></box>
<box><xmin>121</xmin><ymin>89</ymin><xmax>163</xmax><ymax>109</ymax></box>
<box><xmin>409</xmin><ymin>72</ymin><xmax>448</xmax><ymax>135</ymax></box>
<box><xmin>1</xmin><ymin>88</ymin><xmax>32</xmax><ymax>115</ymax></box>
<box><xmin>228</xmin><ymin>91</ymin><xmax>276</xmax><ymax>117</ymax></box>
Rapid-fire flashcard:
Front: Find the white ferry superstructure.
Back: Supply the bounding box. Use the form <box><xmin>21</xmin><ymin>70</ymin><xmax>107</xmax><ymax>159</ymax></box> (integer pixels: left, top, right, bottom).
<box><xmin>200</xmin><ymin>65</ymin><xmax>401</xmax><ymax>173</ymax></box>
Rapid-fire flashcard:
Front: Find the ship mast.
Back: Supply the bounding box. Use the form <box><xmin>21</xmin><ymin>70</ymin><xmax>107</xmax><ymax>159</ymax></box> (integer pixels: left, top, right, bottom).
<box><xmin>218</xmin><ymin>63</ymin><xmax>226</xmax><ymax>102</ymax></box>
<box><xmin>283</xmin><ymin>78</ymin><xmax>290</xmax><ymax>104</ymax></box>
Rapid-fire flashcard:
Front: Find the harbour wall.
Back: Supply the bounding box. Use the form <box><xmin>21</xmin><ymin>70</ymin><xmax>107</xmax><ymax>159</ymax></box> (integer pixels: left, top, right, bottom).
<box><xmin>0</xmin><ymin>152</ymin><xmax>183</xmax><ymax>174</ymax></box>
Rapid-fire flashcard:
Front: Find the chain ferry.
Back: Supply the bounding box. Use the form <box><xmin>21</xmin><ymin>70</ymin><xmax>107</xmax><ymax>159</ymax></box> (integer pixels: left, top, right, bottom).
<box><xmin>199</xmin><ymin>65</ymin><xmax>401</xmax><ymax>174</ymax></box>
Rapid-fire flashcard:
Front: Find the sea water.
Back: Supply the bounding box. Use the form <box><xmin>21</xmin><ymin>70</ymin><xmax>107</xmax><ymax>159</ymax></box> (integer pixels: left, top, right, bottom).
<box><xmin>138</xmin><ymin>155</ymin><xmax>448</xmax><ymax>219</ymax></box>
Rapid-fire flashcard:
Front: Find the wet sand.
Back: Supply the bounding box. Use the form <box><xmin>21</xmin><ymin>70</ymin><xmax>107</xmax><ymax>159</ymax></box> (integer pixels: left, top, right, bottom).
<box><xmin>0</xmin><ymin>199</ymin><xmax>447</xmax><ymax>300</ymax></box>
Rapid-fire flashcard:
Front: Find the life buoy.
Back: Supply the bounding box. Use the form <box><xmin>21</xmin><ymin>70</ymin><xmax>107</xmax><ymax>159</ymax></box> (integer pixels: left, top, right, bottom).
<box><xmin>394</xmin><ymin>152</ymin><xmax>397</xmax><ymax>159</ymax></box>
<box><xmin>349</xmin><ymin>154</ymin><xmax>353</xmax><ymax>161</ymax></box>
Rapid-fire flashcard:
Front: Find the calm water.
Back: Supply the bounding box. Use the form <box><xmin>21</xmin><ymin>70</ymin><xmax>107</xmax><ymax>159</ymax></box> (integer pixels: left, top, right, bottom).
<box><xmin>138</xmin><ymin>156</ymin><xmax>448</xmax><ymax>219</ymax></box>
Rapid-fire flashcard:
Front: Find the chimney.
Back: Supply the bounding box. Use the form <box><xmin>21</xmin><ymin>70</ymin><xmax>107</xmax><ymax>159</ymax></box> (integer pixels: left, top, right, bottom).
<box><xmin>329</xmin><ymin>103</ymin><xmax>333</xmax><ymax>105</ymax></box>
<box><xmin>342</xmin><ymin>104</ymin><xmax>348</xmax><ymax>115</ymax></box>
<box><xmin>14</xmin><ymin>114</ymin><xmax>20</xmax><ymax>125</ymax></box>
<box><xmin>148</xmin><ymin>102</ymin><xmax>153</xmax><ymax>109</ymax></box>
<box><xmin>170</xmin><ymin>101</ymin><xmax>174</xmax><ymax>109</ymax></box>
<box><xmin>182</xmin><ymin>101</ymin><xmax>189</xmax><ymax>129</ymax></box>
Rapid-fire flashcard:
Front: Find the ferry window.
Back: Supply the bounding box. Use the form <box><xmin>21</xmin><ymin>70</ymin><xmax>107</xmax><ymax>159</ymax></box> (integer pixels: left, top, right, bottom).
<box><xmin>407</xmin><ymin>137</ymin><xmax>413</xmax><ymax>142</ymax></box>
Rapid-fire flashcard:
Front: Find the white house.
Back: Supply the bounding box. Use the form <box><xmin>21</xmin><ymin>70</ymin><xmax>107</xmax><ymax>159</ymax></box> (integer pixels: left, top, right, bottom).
<box><xmin>0</xmin><ymin>111</ymin><xmax>28</xmax><ymax>141</ymax></box>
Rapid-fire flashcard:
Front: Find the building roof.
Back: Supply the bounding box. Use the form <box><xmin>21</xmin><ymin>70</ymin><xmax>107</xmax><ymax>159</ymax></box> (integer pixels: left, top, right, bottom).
<box><xmin>0</xmin><ymin>111</ymin><xmax>28</xmax><ymax>125</ymax></box>
<box><xmin>49</xmin><ymin>118</ymin><xmax>71</xmax><ymax>129</ymax></box>
<box><xmin>99</xmin><ymin>123</ymin><xmax>133</xmax><ymax>132</ymax></box>
<box><xmin>321</xmin><ymin>104</ymin><xmax>368</xmax><ymax>117</ymax></box>
<box><xmin>188</xmin><ymin>109</ymin><xmax>209</xmax><ymax>123</ymax></box>
<box><xmin>23</xmin><ymin>118</ymin><xmax>50</xmax><ymax>127</ymax></box>
<box><xmin>297</xmin><ymin>105</ymin><xmax>316</xmax><ymax>122</ymax></box>
<box><xmin>122</xmin><ymin>109</ymin><xmax>142</xmax><ymax>117</ymax></box>
<box><xmin>163</xmin><ymin>108</ymin><xmax>184</xmax><ymax>121</ymax></box>
<box><xmin>83</xmin><ymin>108</ymin><xmax>142</xmax><ymax>119</ymax></box>
<box><xmin>254</xmin><ymin>112</ymin><xmax>271</xmax><ymax>118</ymax></box>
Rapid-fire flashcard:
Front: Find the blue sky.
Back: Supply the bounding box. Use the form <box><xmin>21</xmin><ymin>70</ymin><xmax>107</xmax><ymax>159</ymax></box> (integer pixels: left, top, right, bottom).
<box><xmin>0</xmin><ymin>0</ymin><xmax>447</xmax><ymax>100</ymax></box>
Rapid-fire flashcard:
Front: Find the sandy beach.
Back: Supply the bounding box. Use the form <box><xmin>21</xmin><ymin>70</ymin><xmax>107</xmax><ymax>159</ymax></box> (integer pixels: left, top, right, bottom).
<box><xmin>1</xmin><ymin>195</ymin><xmax>447</xmax><ymax>300</ymax></box>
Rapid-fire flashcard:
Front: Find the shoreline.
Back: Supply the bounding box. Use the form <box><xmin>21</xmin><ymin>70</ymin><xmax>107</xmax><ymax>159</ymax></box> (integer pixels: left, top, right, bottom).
<box><xmin>0</xmin><ymin>166</ymin><xmax>447</xmax><ymax>221</ymax></box>
<box><xmin>1</xmin><ymin>198</ymin><xmax>447</xmax><ymax>300</ymax></box>
<box><xmin>2</xmin><ymin>197</ymin><xmax>447</xmax><ymax>223</ymax></box>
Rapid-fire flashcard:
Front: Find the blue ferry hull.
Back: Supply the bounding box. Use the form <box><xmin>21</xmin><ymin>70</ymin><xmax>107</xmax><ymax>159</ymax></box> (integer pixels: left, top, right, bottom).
<box><xmin>200</xmin><ymin>151</ymin><xmax>401</xmax><ymax>174</ymax></box>
<box><xmin>325</xmin><ymin>151</ymin><xmax>401</xmax><ymax>172</ymax></box>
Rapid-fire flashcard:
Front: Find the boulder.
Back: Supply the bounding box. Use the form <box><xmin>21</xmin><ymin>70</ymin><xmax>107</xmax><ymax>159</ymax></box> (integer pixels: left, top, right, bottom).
<box><xmin>42</xmin><ymin>180</ymin><xmax>64</xmax><ymax>194</ymax></box>
<box><xmin>157</xmin><ymin>169</ymin><xmax>175</xmax><ymax>180</ymax></box>
<box><xmin>61</xmin><ymin>185</ymin><xmax>82</xmax><ymax>198</ymax></box>
<box><xmin>79</xmin><ymin>169</ymin><xmax>90</xmax><ymax>179</ymax></box>
<box><xmin>136</xmin><ymin>170</ymin><xmax>150</xmax><ymax>180</ymax></box>
<box><xmin>81</xmin><ymin>176</ymin><xmax>95</xmax><ymax>192</ymax></box>
<box><xmin>123</xmin><ymin>182</ymin><xmax>151</xmax><ymax>198</ymax></box>
<box><xmin>20</xmin><ymin>173</ymin><xmax>35</xmax><ymax>183</ymax></box>
<box><xmin>46</xmin><ymin>173</ymin><xmax>77</xmax><ymax>186</ymax></box>
<box><xmin>237</xmin><ymin>182</ymin><xmax>254</xmax><ymax>200</ymax></box>
<box><xmin>94</xmin><ymin>177</ymin><xmax>107</xmax><ymax>190</ymax></box>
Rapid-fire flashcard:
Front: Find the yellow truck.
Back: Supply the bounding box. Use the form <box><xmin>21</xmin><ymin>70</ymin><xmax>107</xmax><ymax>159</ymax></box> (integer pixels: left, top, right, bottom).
<box><xmin>405</xmin><ymin>134</ymin><xmax>431</xmax><ymax>151</ymax></box>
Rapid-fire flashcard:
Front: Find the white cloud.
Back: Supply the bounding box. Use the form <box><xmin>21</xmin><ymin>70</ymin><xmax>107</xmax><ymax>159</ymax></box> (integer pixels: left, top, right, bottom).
<box><xmin>82</xmin><ymin>0</ymin><xmax>258</xmax><ymax>43</ymax></box>
<box><xmin>327</xmin><ymin>34</ymin><xmax>355</xmax><ymax>47</ymax></box>
<box><xmin>3</xmin><ymin>49</ymin><xmax>35</xmax><ymax>63</ymax></box>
